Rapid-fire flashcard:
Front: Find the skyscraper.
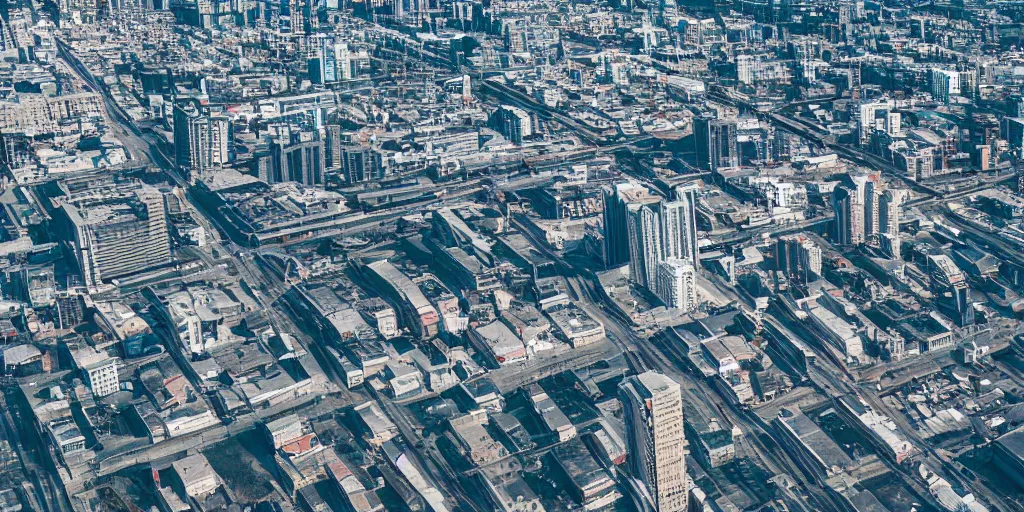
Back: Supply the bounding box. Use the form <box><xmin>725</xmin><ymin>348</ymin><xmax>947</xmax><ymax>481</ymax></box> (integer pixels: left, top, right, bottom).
<box><xmin>626</xmin><ymin>200</ymin><xmax>663</xmax><ymax>291</ymax></box>
<box><xmin>619</xmin><ymin>371</ymin><xmax>687</xmax><ymax>512</ymax></box>
<box><xmin>694</xmin><ymin>116</ymin><xmax>738</xmax><ymax>171</ymax></box>
<box><xmin>831</xmin><ymin>185</ymin><xmax>861</xmax><ymax>245</ymax></box>
<box><xmin>832</xmin><ymin>173</ymin><xmax>872</xmax><ymax>245</ymax></box>
<box><xmin>879</xmin><ymin>187</ymin><xmax>907</xmax><ymax>238</ymax></box>
<box><xmin>864</xmin><ymin>175</ymin><xmax>882</xmax><ymax>240</ymax></box>
<box><xmin>603</xmin><ymin>182</ymin><xmax>652</xmax><ymax>268</ymax></box>
<box><xmin>489</xmin><ymin>105</ymin><xmax>533</xmax><ymax>144</ymax></box>
<box><xmin>173</xmin><ymin>99</ymin><xmax>233</xmax><ymax>178</ymax></box>
<box><xmin>930</xmin><ymin>68</ymin><xmax>960</xmax><ymax>103</ymax></box>
<box><xmin>661</xmin><ymin>183</ymin><xmax>700</xmax><ymax>269</ymax></box>
<box><xmin>775</xmin><ymin>234</ymin><xmax>822</xmax><ymax>283</ymax></box>
<box><xmin>928</xmin><ymin>254</ymin><xmax>975</xmax><ymax>327</ymax></box>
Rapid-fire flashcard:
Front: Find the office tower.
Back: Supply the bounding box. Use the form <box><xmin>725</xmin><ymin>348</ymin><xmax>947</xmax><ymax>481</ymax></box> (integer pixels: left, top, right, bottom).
<box><xmin>173</xmin><ymin>99</ymin><xmax>202</xmax><ymax>172</ymax></box>
<box><xmin>310</xmin><ymin>41</ymin><xmax>338</xmax><ymax>84</ymax></box>
<box><xmin>656</xmin><ymin>259</ymin><xmax>697</xmax><ymax>311</ymax></box>
<box><xmin>775</xmin><ymin>235</ymin><xmax>821</xmax><ymax>283</ymax></box>
<box><xmin>619</xmin><ymin>372</ymin><xmax>687</xmax><ymax>512</ymax></box>
<box><xmin>693</xmin><ymin>116</ymin><xmax>738</xmax><ymax>171</ymax></box>
<box><xmin>603</xmin><ymin>182</ymin><xmax>646</xmax><ymax>268</ymax></box>
<box><xmin>879</xmin><ymin>188</ymin><xmax>907</xmax><ymax>238</ymax></box>
<box><xmin>462</xmin><ymin>74</ymin><xmax>472</xmax><ymax>102</ymax></box>
<box><xmin>208</xmin><ymin>115</ymin><xmax>232</xmax><ymax>167</ymax></box>
<box><xmin>63</xmin><ymin>185</ymin><xmax>171</xmax><ymax>288</ymax></box>
<box><xmin>340</xmin><ymin>145</ymin><xmax>383</xmax><ymax>184</ymax></box>
<box><xmin>661</xmin><ymin>183</ymin><xmax>700</xmax><ymax>269</ymax></box>
<box><xmin>503</xmin><ymin>19</ymin><xmax>527</xmax><ymax>52</ymax></box>
<box><xmin>626</xmin><ymin>200</ymin><xmax>663</xmax><ymax>292</ymax></box>
<box><xmin>489</xmin><ymin>105</ymin><xmax>533</xmax><ymax>145</ymax></box>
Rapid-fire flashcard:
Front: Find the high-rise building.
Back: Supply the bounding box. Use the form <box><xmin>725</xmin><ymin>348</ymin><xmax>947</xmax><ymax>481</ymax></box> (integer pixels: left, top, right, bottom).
<box><xmin>324</xmin><ymin>124</ymin><xmax>343</xmax><ymax>171</ymax></box>
<box><xmin>737</xmin><ymin>54</ymin><xmax>755</xmax><ymax>85</ymax></box>
<box><xmin>489</xmin><ymin>105</ymin><xmax>533</xmax><ymax>144</ymax></box>
<box><xmin>603</xmin><ymin>182</ymin><xmax>652</xmax><ymax>268</ymax></box>
<box><xmin>619</xmin><ymin>372</ymin><xmax>687</xmax><ymax>512</ymax></box>
<box><xmin>661</xmin><ymin>183</ymin><xmax>700</xmax><ymax>269</ymax></box>
<box><xmin>775</xmin><ymin>235</ymin><xmax>821</xmax><ymax>283</ymax></box>
<box><xmin>832</xmin><ymin>173</ymin><xmax>877</xmax><ymax>245</ymax></box>
<box><xmin>266</xmin><ymin>138</ymin><xmax>325</xmax><ymax>186</ymax></box>
<box><xmin>831</xmin><ymin>185</ymin><xmax>862</xmax><ymax>245</ymax></box>
<box><xmin>857</xmin><ymin>100</ymin><xmax>894</xmax><ymax>144</ymax></box>
<box><xmin>173</xmin><ymin>99</ymin><xmax>233</xmax><ymax>177</ymax></box>
<box><xmin>173</xmin><ymin>99</ymin><xmax>201</xmax><ymax>171</ymax></box>
<box><xmin>928</xmin><ymin>254</ymin><xmax>974</xmax><ymax>327</ymax></box>
<box><xmin>626</xmin><ymin>200</ymin><xmax>663</xmax><ymax>291</ymax></box>
<box><xmin>257</xmin><ymin>124</ymin><xmax>326</xmax><ymax>186</ymax></box>
<box><xmin>693</xmin><ymin>116</ymin><xmax>738</xmax><ymax>171</ymax></box>
<box><xmin>879</xmin><ymin>188</ymin><xmax>907</xmax><ymax>239</ymax></box>
<box><xmin>930</xmin><ymin>68</ymin><xmax>960</xmax><ymax>104</ymax></box>
<box><xmin>503</xmin><ymin>19</ymin><xmax>528</xmax><ymax>52</ymax></box>
<box><xmin>340</xmin><ymin>145</ymin><xmax>384</xmax><ymax>184</ymax></box>
<box><xmin>864</xmin><ymin>175</ymin><xmax>882</xmax><ymax>240</ymax></box>
<box><xmin>1002</xmin><ymin>117</ymin><xmax>1024</xmax><ymax>149</ymax></box>
<box><xmin>62</xmin><ymin>184</ymin><xmax>171</xmax><ymax>288</ymax></box>
<box><xmin>656</xmin><ymin>259</ymin><xmax>697</xmax><ymax>311</ymax></box>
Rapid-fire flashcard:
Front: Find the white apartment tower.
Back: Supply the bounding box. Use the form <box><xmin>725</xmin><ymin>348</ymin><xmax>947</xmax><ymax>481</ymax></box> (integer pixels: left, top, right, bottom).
<box><xmin>620</xmin><ymin>371</ymin><xmax>688</xmax><ymax>512</ymax></box>
<box><xmin>661</xmin><ymin>183</ymin><xmax>700</xmax><ymax>269</ymax></box>
<box><xmin>656</xmin><ymin>259</ymin><xmax>697</xmax><ymax>311</ymax></box>
<box><xmin>879</xmin><ymin>188</ymin><xmax>907</xmax><ymax>238</ymax></box>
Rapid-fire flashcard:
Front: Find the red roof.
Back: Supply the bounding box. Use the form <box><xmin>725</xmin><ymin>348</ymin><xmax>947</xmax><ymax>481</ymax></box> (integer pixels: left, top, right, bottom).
<box><xmin>281</xmin><ymin>433</ymin><xmax>317</xmax><ymax>456</ymax></box>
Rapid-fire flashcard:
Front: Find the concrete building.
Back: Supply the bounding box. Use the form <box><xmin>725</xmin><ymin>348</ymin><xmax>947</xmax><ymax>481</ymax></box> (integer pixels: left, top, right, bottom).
<box><xmin>340</xmin><ymin>145</ymin><xmax>383</xmax><ymax>184</ymax></box>
<box><xmin>619</xmin><ymin>371</ymin><xmax>687</xmax><ymax>512</ymax></box>
<box><xmin>173</xmin><ymin>99</ymin><xmax>232</xmax><ymax>176</ymax></box>
<box><xmin>362</xmin><ymin>260</ymin><xmax>440</xmax><ymax>339</ymax></box>
<box><xmin>626</xmin><ymin>199</ymin><xmax>663</xmax><ymax>292</ymax></box>
<box><xmin>529</xmin><ymin>385</ymin><xmax>576</xmax><ymax>442</ymax></box>
<box><xmin>171</xmin><ymin>453</ymin><xmax>221</xmax><ymax>500</ymax></box>
<box><xmin>662</xmin><ymin>183</ymin><xmax>700</xmax><ymax>269</ymax></box>
<box><xmin>72</xmin><ymin>346</ymin><xmax>119</xmax><ymax>398</ymax></box>
<box><xmin>62</xmin><ymin>184</ymin><xmax>171</xmax><ymax>287</ymax></box>
<box><xmin>656</xmin><ymin>259</ymin><xmax>697</xmax><ymax>311</ymax></box>
<box><xmin>831</xmin><ymin>183</ymin><xmax>863</xmax><ymax>245</ymax></box>
<box><xmin>879</xmin><ymin>187</ymin><xmax>907</xmax><ymax>239</ymax></box>
<box><xmin>602</xmin><ymin>182</ymin><xmax>653</xmax><ymax>268</ymax></box>
<box><xmin>693</xmin><ymin>116</ymin><xmax>738</xmax><ymax>171</ymax></box>
<box><xmin>550</xmin><ymin>438</ymin><xmax>621</xmax><ymax>510</ymax></box>
<box><xmin>775</xmin><ymin>234</ymin><xmax>821</xmax><ymax>283</ymax></box>
<box><xmin>931</xmin><ymin>68</ymin><xmax>960</xmax><ymax>103</ymax></box>
<box><xmin>260</xmin><ymin>136</ymin><xmax>326</xmax><ymax>187</ymax></box>
<box><xmin>489</xmin><ymin>105</ymin><xmax>533</xmax><ymax>144</ymax></box>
